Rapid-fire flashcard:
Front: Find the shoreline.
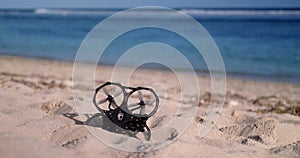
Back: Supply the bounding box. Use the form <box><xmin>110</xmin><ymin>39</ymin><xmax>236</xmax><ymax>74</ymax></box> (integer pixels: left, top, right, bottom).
<box><xmin>1</xmin><ymin>54</ymin><xmax>299</xmax><ymax>85</ymax></box>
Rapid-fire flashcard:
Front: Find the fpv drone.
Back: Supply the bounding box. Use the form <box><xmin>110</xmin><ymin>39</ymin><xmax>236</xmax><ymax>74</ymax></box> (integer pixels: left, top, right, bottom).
<box><xmin>92</xmin><ymin>81</ymin><xmax>159</xmax><ymax>140</ymax></box>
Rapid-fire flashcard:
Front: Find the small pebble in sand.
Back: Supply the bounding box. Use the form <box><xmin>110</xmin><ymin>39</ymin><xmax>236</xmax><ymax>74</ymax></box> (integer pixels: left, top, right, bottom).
<box><xmin>228</xmin><ymin>100</ymin><xmax>238</xmax><ymax>106</ymax></box>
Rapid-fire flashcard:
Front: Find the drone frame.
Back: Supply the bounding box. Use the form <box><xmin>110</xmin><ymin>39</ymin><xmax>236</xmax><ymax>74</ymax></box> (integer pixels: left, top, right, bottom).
<box><xmin>92</xmin><ymin>81</ymin><xmax>159</xmax><ymax>140</ymax></box>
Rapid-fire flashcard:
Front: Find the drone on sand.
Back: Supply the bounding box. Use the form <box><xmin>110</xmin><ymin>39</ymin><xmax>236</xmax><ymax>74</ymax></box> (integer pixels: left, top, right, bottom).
<box><xmin>92</xmin><ymin>81</ymin><xmax>159</xmax><ymax>140</ymax></box>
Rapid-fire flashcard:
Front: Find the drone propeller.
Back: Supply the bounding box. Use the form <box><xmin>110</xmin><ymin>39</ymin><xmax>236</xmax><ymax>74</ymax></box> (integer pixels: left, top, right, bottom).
<box><xmin>94</xmin><ymin>83</ymin><xmax>126</xmax><ymax>111</ymax></box>
<box><xmin>128</xmin><ymin>103</ymin><xmax>147</xmax><ymax>115</ymax></box>
<box><xmin>97</xmin><ymin>98</ymin><xmax>108</xmax><ymax>104</ymax></box>
<box><xmin>140</xmin><ymin>96</ymin><xmax>156</xmax><ymax>115</ymax></box>
<box><xmin>97</xmin><ymin>87</ymin><xmax>123</xmax><ymax>104</ymax></box>
<box><xmin>129</xmin><ymin>105</ymin><xmax>142</xmax><ymax>111</ymax></box>
<box><xmin>103</xmin><ymin>87</ymin><xmax>110</xmax><ymax>96</ymax></box>
<box><xmin>138</xmin><ymin>91</ymin><xmax>143</xmax><ymax>101</ymax></box>
<box><xmin>127</xmin><ymin>90</ymin><xmax>157</xmax><ymax>116</ymax></box>
<box><xmin>112</xmin><ymin>90</ymin><xmax>123</xmax><ymax>98</ymax></box>
<box><xmin>145</xmin><ymin>97</ymin><xmax>156</xmax><ymax>105</ymax></box>
<box><xmin>95</xmin><ymin>87</ymin><xmax>110</xmax><ymax>105</ymax></box>
<box><xmin>128</xmin><ymin>103</ymin><xmax>139</xmax><ymax>108</ymax></box>
<box><xmin>102</xmin><ymin>87</ymin><xmax>123</xmax><ymax>97</ymax></box>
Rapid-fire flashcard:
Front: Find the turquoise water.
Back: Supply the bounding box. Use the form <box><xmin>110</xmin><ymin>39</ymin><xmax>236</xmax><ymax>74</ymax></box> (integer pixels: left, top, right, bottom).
<box><xmin>0</xmin><ymin>8</ymin><xmax>300</xmax><ymax>83</ymax></box>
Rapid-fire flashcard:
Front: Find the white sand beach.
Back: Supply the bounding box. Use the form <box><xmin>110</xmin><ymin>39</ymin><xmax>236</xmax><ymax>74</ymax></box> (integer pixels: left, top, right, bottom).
<box><xmin>0</xmin><ymin>55</ymin><xmax>300</xmax><ymax>158</ymax></box>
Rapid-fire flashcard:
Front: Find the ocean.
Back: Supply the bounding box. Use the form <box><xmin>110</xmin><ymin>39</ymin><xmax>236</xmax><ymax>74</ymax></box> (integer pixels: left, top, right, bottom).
<box><xmin>0</xmin><ymin>8</ymin><xmax>300</xmax><ymax>83</ymax></box>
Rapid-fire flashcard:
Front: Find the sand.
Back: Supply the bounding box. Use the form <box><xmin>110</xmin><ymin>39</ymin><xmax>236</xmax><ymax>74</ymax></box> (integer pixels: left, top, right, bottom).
<box><xmin>0</xmin><ymin>55</ymin><xmax>300</xmax><ymax>158</ymax></box>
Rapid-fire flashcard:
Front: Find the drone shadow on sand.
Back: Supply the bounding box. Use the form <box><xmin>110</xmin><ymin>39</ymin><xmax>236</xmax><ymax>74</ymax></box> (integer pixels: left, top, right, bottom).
<box><xmin>62</xmin><ymin>112</ymin><xmax>146</xmax><ymax>140</ymax></box>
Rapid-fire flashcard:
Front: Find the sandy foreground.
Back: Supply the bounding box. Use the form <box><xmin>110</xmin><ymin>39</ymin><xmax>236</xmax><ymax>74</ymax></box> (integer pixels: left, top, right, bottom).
<box><xmin>0</xmin><ymin>55</ymin><xmax>300</xmax><ymax>158</ymax></box>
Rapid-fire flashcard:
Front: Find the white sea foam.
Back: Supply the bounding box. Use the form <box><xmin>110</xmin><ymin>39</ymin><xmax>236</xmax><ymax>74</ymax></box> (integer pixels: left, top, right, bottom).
<box><xmin>32</xmin><ymin>8</ymin><xmax>300</xmax><ymax>17</ymax></box>
<box><xmin>0</xmin><ymin>8</ymin><xmax>299</xmax><ymax>17</ymax></box>
<box><xmin>34</xmin><ymin>8</ymin><xmax>115</xmax><ymax>15</ymax></box>
<box><xmin>180</xmin><ymin>9</ymin><xmax>300</xmax><ymax>16</ymax></box>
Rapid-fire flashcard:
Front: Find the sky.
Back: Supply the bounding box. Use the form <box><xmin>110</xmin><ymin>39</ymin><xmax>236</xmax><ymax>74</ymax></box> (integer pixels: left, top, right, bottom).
<box><xmin>1</xmin><ymin>0</ymin><xmax>300</xmax><ymax>9</ymax></box>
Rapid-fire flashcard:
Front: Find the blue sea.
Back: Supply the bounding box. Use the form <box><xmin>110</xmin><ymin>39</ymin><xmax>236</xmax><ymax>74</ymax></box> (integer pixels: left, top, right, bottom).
<box><xmin>0</xmin><ymin>8</ymin><xmax>300</xmax><ymax>83</ymax></box>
